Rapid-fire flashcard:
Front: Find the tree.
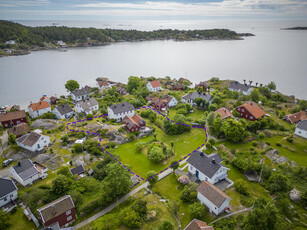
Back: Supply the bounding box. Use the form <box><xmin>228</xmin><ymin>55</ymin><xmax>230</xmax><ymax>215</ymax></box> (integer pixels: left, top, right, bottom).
<box><xmin>148</xmin><ymin>146</ymin><xmax>165</xmax><ymax>163</ymax></box>
<box><xmin>234</xmin><ymin>179</ymin><xmax>249</xmax><ymax>195</ymax></box>
<box><xmin>250</xmin><ymin>89</ymin><xmax>260</xmax><ymax>102</ymax></box>
<box><xmin>180</xmin><ymin>182</ymin><xmax>198</xmax><ymax>203</ymax></box>
<box><xmin>267</xmin><ymin>81</ymin><xmax>276</xmax><ymax>91</ymax></box>
<box><xmin>170</xmin><ymin>160</ymin><xmax>179</xmax><ymax>170</ymax></box>
<box><xmin>243</xmin><ymin>199</ymin><xmax>278</xmax><ymax>230</ymax></box>
<box><xmin>212</xmin><ymin>115</ymin><xmax>223</xmax><ymax>136</ymax></box>
<box><xmin>197</xmin><ymin>86</ymin><xmax>203</xmax><ymax>94</ymax></box>
<box><xmin>158</xmin><ymin>220</ymin><xmax>175</xmax><ymax>230</ymax></box>
<box><xmin>65</xmin><ymin>80</ymin><xmax>79</xmax><ymax>92</ymax></box>
<box><xmin>121</xmin><ymin>209</ymin><xmax>142</xmax><ymax>228</ymax></box>
<box><xmin>194</xmin><ymin>97</ymin><xmax>204</xmax><ymax>107</ymax></box>
<box><xmin>301</xmin><ymin>190</ymin><xmax>307</xmax><ymax>207</ymax></box>
<box><xmin>268</xmin><ymin>173</ymin><xmax>289</xmax><ymax>194</ymax></box>
<box><xmin>57</xmin><ymin>166</ymin><xmax>71</xmax><ymax>177</ymax></box>
<box><xmin>209</xmin><ymin>103</ymin><xmax>217</xmax><ymax>112</ymax></box>
<box><xmin>70</xmin><ymin>190</ymin><xmax>84</xmax><ymax>211</ymax></box>
<box><xmin>212</xmin><ymin>95</ymin><xmax>221</xmax><ymax>105</ymax></box>
<box><xmin>221</xmin><ymin>118</ymin><xmax>245</xmax><ymax>142</ymax></box>
<box><xmin>102</xmin><ymin>162</ymin><xmax>132</xmax><ymax>200</ymax></box>
<box><xmin>189</xmin><ymin>202</ymin><xmax>206</xmax><ymax>219</ymax></box>
<box><xmin>8</xmin><ymin>133</ymin><xmax>16</xmax><ymax>145</ymax></box>
<box><xmin>52</xmin><ymin>174</ymin><xmax>72</xmax><ymax>196</ymax></box>
<box><xmin>0</xmin><ymin>209</ymin><xmax>10</xmax><ymax>230</ymax></box>
<box><xmin>170</xmin><ymin>200</ymin><xmax>180</xmax><ymax>217</ymax></box>
<box><xmin>206</xmin><ymin>112</ymin><xmax>215</xmax><ymax>126</ymax></box>
<box><xmin>147</xmin><ymin>170</ymin><xmax>158</xmax><ymax>184</ymax></box>
<box><xmin>61</xmin><ymin>134</ymin><xmax>69</xmax><ymax>143</ymax></box>
<box><xmin>170</xmin><ymin>141</ymin><xmax>174</xmax><ymax>152</ymax></box>
<box><xmin>127</xmin><ymin>76</ymin><xmax>143</xmax><ymax>94</ymax></box>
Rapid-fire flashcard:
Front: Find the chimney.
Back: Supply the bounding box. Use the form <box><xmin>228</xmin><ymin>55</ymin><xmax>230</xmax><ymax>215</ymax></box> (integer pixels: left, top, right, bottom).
<box><xmin>211</xmin><ymin>158</ymin><xmax>216</xmax><ymax>164</ymax></box>
<box><xmin>18</xmin><ymin>162</ymin><xmax>21</xmax><ymax>166</ymax></box>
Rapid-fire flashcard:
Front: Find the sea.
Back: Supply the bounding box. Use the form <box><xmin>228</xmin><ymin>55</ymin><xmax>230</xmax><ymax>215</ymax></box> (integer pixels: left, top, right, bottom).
<box><xmin>0</xmin><ymin>19</ymin><xmax>307</xmax><ymax>109</ymax></box>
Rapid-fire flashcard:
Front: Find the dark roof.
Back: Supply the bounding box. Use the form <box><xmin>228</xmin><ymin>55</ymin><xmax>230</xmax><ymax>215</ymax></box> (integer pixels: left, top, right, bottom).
<box><xmin>228</xmin><ymin>81</ymin><xmax>252</xmax><ymax>92</ymax></box>
<box><xmin>184</xmin><ymin>219</ymin><xmax>214</xmax><ymax>230</ymax></box>
<box><xmin>0</xmin><ymin>178</ymin><xmax>17</xmax><ymax>198</ymax></box>
<box><xmin>108</xmin><ymin>102</ymin><xmax>135</xmax><ymax>115</ymax></box>
<box><xmin>54</xmin><ymin>103</ymin><xmax>73</xmax><ymax>115</ymax></box>
<box><xmin>297</xmin><ymin>120</ymin><xmax>307</xmax><ymax>131</ymax></box>
<box><xmin>77</xmin><ymin>98</ymin><xmax>98</xmax><ymax>111</ymax></box>
<box><xmin>0</xmin><ymin>110</ymin><xmax>26</xmax><ymax>122</ymax></box>
<box><xmin>197</xmin><ymin>181</ymin><xmax>230</xmax><ymax>208</ymax></box>
<box><xmin>16</xmin><ymin>132</ymin><xmax>41</xmax><ymax>147</ymax></box>
<box><xmin>7</xmin><ymin>123</ymin><xmax>30</xmax><ymax>137</ymax></box>
<box><xmin>37</xmin><ymin>195</ymin><xmax>75</xmax><ymax>224</ymax></box>
<box><xmin>70</xmin><ymin>165</ymin><xmax>85</xmax><ymax>175</ymax></box>
<box><xmin>187</xmin><ymin>151</ymin><xmax>224</xmax><ymax>179</ymax></box>
<box><xmin>182</xmin><ymin>92</ymin><xmax>212</xmax><ymax>102</ymax></box>
<box><xmin>71</xmin><ymin>86</ymin><xmax>90</xmax><ymax>97</ymax></box>
<box><xmin>12</xmin><ymin>159</ymin><xmax>38</xmax><ymax>181</ymax></box>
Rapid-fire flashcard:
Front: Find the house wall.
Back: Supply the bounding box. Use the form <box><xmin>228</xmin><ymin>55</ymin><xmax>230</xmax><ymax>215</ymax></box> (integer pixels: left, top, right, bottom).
<box><xmin>9</xmin><ymin>167</ymin><xmax>39</xmax><ymax>186</ymax></box>
<box><xmin>229</xmin><ymin>88</ymin><xmax>252</xmax><ymax>96</ymax></box>
<box><xmin>188</xmin><ymin>163</ymin><xmax>228</xmax><ymax>184</ymax></box>
<box><xmin>52</xmin><ymin>108</ymin><xmax>74</xmax><ymax>119</ymax></box>
<box><xmin>28</xmin><ymin>107</ymin><xmax>51</xmax><ymax>118</ymax></box>
<box><xmin>146</xmin><ymin>82</ymin><xmax>161</xmax><ymax>92</ymax></box>
<box><xmin>197</xmin><ymin>192</ymin><xmax>230</xmax><ymax>215</ymax></box>
<box><xmin>127</xmin><ymin>124</ymin><xmax>140</xmax><ymax>133</ymax></box>
<box><xmin>71</xmin><ymin>93</ymin><xmax>90</xmax><ymax>102</ymax></box>
<box><xmin>75</xmin><ymin>104</ymin><xmax>98</xmax><ymax>115</ymax></box>
<box><xmin>42</xmin><ymin>208</ymin><xmax>76</xmax><ymax>227</ymax></box>
<box><xmin>236</xmin><ymin>106</ymin><xmax>257</xmax><ymax>121</ymax></box>
<box><xmin>168</xmin><ymin>98</ymin><xmax>178</xmax><ymax>107</ymax></box>
<box><xmin>0</xmin><ymin>190</ymin><xmax>18</xmax><ymax>208</ymax></box>
<box><xmin>1</xmin><ymin>117</ymin><xmax>27</xmax><ymax>128</ymax></box>
<box><xmin>108</xmin><ymin>108</ymin><xmax>135</xmax><ymax>121</ymax></box>
<box><xmin>295</xmin><ymin>127</ymin><xmax>307</xmax><ymax>139</ymax></box>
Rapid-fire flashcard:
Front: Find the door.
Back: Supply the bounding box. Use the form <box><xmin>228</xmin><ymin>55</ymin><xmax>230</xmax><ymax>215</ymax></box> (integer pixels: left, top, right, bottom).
<box><xmin>195</xmin><ymin>170</ymin><xmax>199</xmax><ymax>178</ymax></box>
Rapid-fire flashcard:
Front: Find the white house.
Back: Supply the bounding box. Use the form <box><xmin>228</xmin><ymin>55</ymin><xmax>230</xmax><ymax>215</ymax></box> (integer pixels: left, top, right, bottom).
<box><xmin>16</xmin><ymin>132</ymin><xmax>50</xmax><ymax>152</ymax></box>
<box><xmin>187</xmin><ymin>151</ymin><xmax>229</xmax><ymax>185</ymax></box>
<box><xmin>161</xmin><ymin>95</ymin><xmax>178</xmax><ymax>107</ymax></box>
<box><xmin>9</xmin><ymin>159</ymin><xmax>48</xmax><ymax>186</ymax></box>
<box><xmin>228</xmin><ymin>81</ymin><xmax>253</xmax><ymax>95</ymax></box>
<box><xmin>28</xmin><ymin>101</ymin><xmax>51</xmax><ymax>118</ymax></box>
<box><xmin>53</xmin><ymin>103</ymin><xmax>74</xmax><ymax>119</ymax></box>
<box><xmin>5</xmin><ymin>40</ymin><xmax>16</xmax><ymax>45</ymax></box>
<box><xmin>40</xmin><ymin>96</ymin><xmax>51</xmax><ymax>104</ymax></box>
<box><xmin>146</xmin><ymin>80</ymin><xmax>162</xmax><ymax>92</ymax></box>
<box><xmin>75</xmin><ymin>98</ymin><xmax>99</xmax><ymax>115</ymax></box>
<box><xmin>182</xmin><ymin>92</ymin><xmax>212</xmax><ymax>106</ymax></box>
<box><xmin>71</xmin><ymin>86</ymin><xmax>91</xmax><ymax>102</ymax></box>
<box><xmin>294</xmin><ymin>120</ymin><xmax>307</xmax><ymax>139</ymax></box>
<box><xmin>108</xmin><ymin>102</ymin><xmax>135</xmax><ymax>122</ymax></box>
<box><xmin>0</xmin><ymin>178</ymin><xmax>18</xmax><ymax>212</ymax></box>
<box><xmin>197</xmin><ymin>181</ymin><xmax>231</xmax><ymax>215</ymax></box>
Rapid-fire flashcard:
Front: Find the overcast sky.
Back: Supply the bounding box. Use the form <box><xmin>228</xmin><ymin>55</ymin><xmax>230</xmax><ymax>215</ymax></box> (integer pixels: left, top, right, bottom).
<box><xmin>0</xmin><ymin>0</ymin><xmax>307</xmax><ymax>21</ymax></box>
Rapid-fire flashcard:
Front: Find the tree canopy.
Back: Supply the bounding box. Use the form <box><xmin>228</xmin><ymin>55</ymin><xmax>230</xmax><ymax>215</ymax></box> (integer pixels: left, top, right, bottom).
<box><xmin>65</xmin><ymin>79</ymin><xmax>80</xmax><ymax>92</ymax></box>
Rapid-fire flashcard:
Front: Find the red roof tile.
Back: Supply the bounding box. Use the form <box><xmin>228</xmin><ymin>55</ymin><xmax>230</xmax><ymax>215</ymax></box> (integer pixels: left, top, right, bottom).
<box><xmin>150</xmin><ymin>80</ymin><xmax>162</xmax><ymax>88</ymax></box>
<box><xmin>215</xmin><ymin>107</ymin><xmax>234</xmax><ymax>119</ymax></box>
<box><xmin>28</xmin><ymin>101</ymin><xmax>50</xmax><ymax>111</ymax></box>
<box><xmin>0</xmin><ymin>110</ymin><xmax>26</xmax><ymax>122</ymax></box>
<box><xmin>238</xmin><ymin>102</ymin><xmax>265</xmax><ymax>119</ymax></box>
<box><xmin>285</xmin><ymin>111</ymin><xmax>307</xmax><ymax>123</ymax></box>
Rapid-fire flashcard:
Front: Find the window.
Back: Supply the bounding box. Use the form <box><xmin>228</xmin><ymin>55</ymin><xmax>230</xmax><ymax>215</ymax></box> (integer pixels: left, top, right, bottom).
<box><xmin>245</xmin><ymin>115</ymin><xmax>248</xmax><ymax>118</ymax></box>
<box><xmin>242</xmin><ymin>109</ymin><xmax>245</xmax><ymax>112</ymax></box>
<box><xmin>66</xmin><ymin>210</ymin><xmax>71</xmax><ymax>215</ymax></box>
<box><xmin>250</xmin><ymin>116</ymin><xmax>253</xmax><ymax>120</ymax></box>
<box><xmin>237</xmin><ymin>108</ymin><xmax>240</xmax><ymax>111</ymax></box>
<box><xmin>190</xmin><ymin>166</ymin><xmax>193</xmax><ymax>170</ymax></box>
<box><xmin>4</xmin><ymin>197</ymin><xmax>7</xmax><ymax>201</ymax></box>
<box><xmin>10</xmin><ymin>194</ymin><xmax>13</xmax><ymax>198</ymax></box>
<box><xmin>241</xmin><ymin>113</ymin><xmax>243</xmax><ymax>116</ymax></box>
<box><xmin>67</xmin><ymin>216</ymin><xmax>72</xmax><ymax>221</ymax></box>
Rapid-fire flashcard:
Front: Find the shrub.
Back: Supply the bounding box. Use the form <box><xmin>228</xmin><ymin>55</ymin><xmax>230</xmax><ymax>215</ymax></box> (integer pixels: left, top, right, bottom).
<box><xmin>189</xmin><ymin>202</ymin><xmax>206</xmax><ymax>219</ymax></box>
<box><xmin>252</xmin><ymin>141</ymin><xmax>258</xmax><ymax>147</ymax></box>
<box><xmin>180</xmin><ymin>183</ymin><xmax>198</xmax><ymax>203</ymax></box>
<box><xmin>205</xmin><ymin>142</ymin><xmax>212</xmax><ymax>149</ymax></box>
<box><xmin>276</xmin><ymin>142</ymin><xmax>282</xmax><ymax>147</ymax></box>
<box><xmin>147</xmin><ymin>171</ymin><xmax>158</xmax><ymax>184</ymax></box>
<box><xmin>286</xmin><ymin>137</ymin><xmax>293</xmax><ymax>143</ymax></box>
<box><xmin>86</xmin><ymin>114</ymin><xmax>94</xmax><ymax>119</ymax></box>
<box><xmin>158</xmin><ymin>220</ymin><xmax>175</xmax><ymax>230</ymax></box>
<box><xmin>148</xmin><ymin>146</ymin><xmax>165</xmax><ymax>163</ymax></box>
<box><xmin>234</xmin><ymin>179</ymin><xmax>249</xmax><ymax>195</ymax></box>
<box><xmin>73</xmin><ymin>143</ymin><xmax>83</xmax><ymax>153</ymax></box>
<box><xmin>258</xmin><ymin>132</ymin><xmax>265</xmax><ymax>139</ymax></box>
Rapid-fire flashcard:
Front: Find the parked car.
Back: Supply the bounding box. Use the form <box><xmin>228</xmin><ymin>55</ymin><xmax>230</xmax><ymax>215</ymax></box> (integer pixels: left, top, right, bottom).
<box><xmin>2</xmin><ymin>159</ymin><xmax>13</xmax><ymax>167</ymax></box>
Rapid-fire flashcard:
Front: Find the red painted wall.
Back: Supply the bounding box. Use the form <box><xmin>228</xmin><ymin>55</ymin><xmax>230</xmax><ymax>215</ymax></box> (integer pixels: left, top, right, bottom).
<box><xmin>1</xmin><ymin>117</ymin><xmax>27</xmax><ymax>128</ymax></box>
<box><xmin>236</xmin><ymin>106</ymin><xmax>256</xmax><ymax>121</ymax></box>
<box><xmin>43</xmin><ymin>208</ymin><xmax>76</xmax><ymax>227</ymax></box>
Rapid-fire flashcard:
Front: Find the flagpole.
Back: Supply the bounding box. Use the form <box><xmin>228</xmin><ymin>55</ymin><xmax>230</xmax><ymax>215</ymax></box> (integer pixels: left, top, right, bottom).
<box><xmin>259</xmin><ymin>159</ymin><xmax>264</xmax><ymax>183</ymax></box>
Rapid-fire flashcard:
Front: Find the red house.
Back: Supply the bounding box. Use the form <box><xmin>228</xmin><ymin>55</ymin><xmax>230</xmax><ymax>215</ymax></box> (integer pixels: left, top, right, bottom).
<box><xmin>151</xmin><ymin>97</ymin><xmax>168</xmax><ymax>111</ymax></box>
<box><xmin>0</xmin><ymin>110</ymin><xmax>27</xmax><ymax>128</ymax></box>
<box><xmin>195</xmin><ymin>82</ymin><xmax>208</xmax><ymax>92</ymax></box>
<box><xmin>173</xmin><ymin>84</ymin><xmax>185</xmax><ymax>91</ymax></box>
<box><xmin>37</xmin><ymin>195</ymin><xmax>76</xmax><ymax>228</ymax></box>
<box><xmin>215</xmin><ymin>107</ymin><xmax>234</xmax><ymax>120</ymax></box>
<box><xmin>122</xmin><ymin>114</ymin><xmax>146</xmax><ymax>132</ymax></box>
<box><xmin>236</xmin><ymin>102</ymin><xmax>265</xmax><ymax>121</ymax></box>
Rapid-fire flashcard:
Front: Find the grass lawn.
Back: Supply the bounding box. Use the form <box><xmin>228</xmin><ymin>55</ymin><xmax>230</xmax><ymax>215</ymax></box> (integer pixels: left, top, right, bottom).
<box><xmin>152</xmin><ymin>173</ymin><xmax>216</xmax><ymax>228</ymax></box>
<box><xmin>7</xmin><ymin>206</ymin><xmax>36</xmax><ymax>230</ymax></box>
<box><xmin>168</xmin><ymin>107</ymin><xmax>205</xmax><ymax>121</ymax></box>
<box><xmin>115</xmin><ymin>126</ymin><xmax>206</xmax><ymax>179</ymax></box>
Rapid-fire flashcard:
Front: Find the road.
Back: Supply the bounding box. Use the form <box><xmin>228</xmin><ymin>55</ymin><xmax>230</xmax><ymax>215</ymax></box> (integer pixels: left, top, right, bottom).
<box><xmin>75</xmin><ymin>160</ymin><xmax>187</xmax><ymax>229</ymax></box>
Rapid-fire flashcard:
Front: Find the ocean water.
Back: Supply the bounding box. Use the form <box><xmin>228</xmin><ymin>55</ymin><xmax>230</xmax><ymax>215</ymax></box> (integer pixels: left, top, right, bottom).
<box><xmin>0</xmin><ymin>20</ymin><xmax>307</xmax><ymax>108</ymax></box>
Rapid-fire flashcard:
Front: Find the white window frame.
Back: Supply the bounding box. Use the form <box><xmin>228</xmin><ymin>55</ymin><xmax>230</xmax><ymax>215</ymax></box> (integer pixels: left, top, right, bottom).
<box><xmin>67</xmin><ymin>215</ymin><xmax>72</xmax><ymax>221</ymax></box>
<box><xmin>66</xmin><ymin>210</ymin><xmax>71</xmax><ymax>215</ymax></box>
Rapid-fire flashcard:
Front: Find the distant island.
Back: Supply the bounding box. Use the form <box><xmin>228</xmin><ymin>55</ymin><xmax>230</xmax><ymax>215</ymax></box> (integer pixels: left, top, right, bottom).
<box><xmin>0</xmin><ymin>20</ymin><xmax>254</xmax><ymax>57</ymax></box>
<box><xmin>281</xmin><ymin>26</ymin><xmax>307</xmax><ymax>30</ymax></box>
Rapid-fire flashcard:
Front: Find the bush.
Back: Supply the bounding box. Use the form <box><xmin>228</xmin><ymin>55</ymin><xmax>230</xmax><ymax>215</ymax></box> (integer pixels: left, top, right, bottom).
<box><xmin>147</xmin><ymin>171</ymin><xmax>158</xmax><ymax>184</ymax></box>
<box><xmin>73</xmin><ymin>143</ymin><xmax>83</xmax><ymax>153</ymax></box>
<box><xmin>86</xmin><ymin>114</ymin><xmax>94</xmax><ymax>119</ymax></box>
<box><xmin>258</xmin><ymin>132</ymin><xmax>265</xmax><ymax>139</ymax></box>
<box><xmin>180</xmin><ymin>183</ymin><xmax>198</xmax><ymax>203</ymax></box>
<box><xmin>234</xmin><ymin>179</ymin><xmax>249</xmax><ymax>195</ymax></box>
<box><xmin>128</xmin><ymin>133</ymin><xmax>135</xmax><ymax>141</ymax></box>
<box><xmin>276</xmin><ymin>142</ymin><xmax>282</xmax><ymax>147</ymax></box>
<box><xmin>286</xmin><ymin>137</ymin><xmax>293</xmax><ymax>143</ymax></box>
<box><xmin>148</xmin><ymin>146</ymin><xmax>165</xmax><ymax>163</ymax></box>
<box><xmin>205</xmin><ymin>142</ymin><xmax>212</xmax><ymax>149</ymax></box>
<box><xmin>252</xmin><ymin>141</ymin><xmax>258</xmax><ymax>147</ymax></box>
<box><xmin>189</xmin><ymin>202</ymin><xmax>206</xmax><ymax>219</ymax></box>
<box><xmin>158</xmin><ymin>220</ymin><xmax>175</xmax><ymax>230</ymax></box>
<box><xmin>40</xmin><ymin>112</ymin><xmax>56</xmax><ymax>119</ymax></box>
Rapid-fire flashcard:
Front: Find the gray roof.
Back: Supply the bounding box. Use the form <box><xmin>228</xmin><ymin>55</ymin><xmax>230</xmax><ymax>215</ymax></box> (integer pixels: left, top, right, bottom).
<box><xmin>70</xmin><ymin>165</ymin><xmax>85</xmax><ymax>175</ymax></box>
<box><xmin>228</xmin><ymin>81</ymin><xmax>252</xmax><ymax>92</ymax></box>
<box><xmin>182</xmin><ymin>92</ymin><xmax>212</xmax><ymax>102</ymax></box>
<box><xmin>16</xmin><ymin>132</ymin><xmax>41</xmax><ymax>147</ymax></box>
<box><xmin>54</xmin><ymin>103</ymin><xmax>73</xmax><ymax>115</ymax></box>
<box><xmin>12</xmin><ymin>159</ymin><xmax>38</xmax><ymax>181</ymax></box>
<box><xmin>187</xmin><ymin>151</ymin><xmax>224</xmax><ymax>179</ymax></box>
<box><xmin>0</xmin><ymin>178</ymin><xmax>17</xmax><ymax>198</ymax></box>
<box><xmin>77</xmin><ymin>98</ymin><xmax>98</xmax><ymax>110</ymax></box>
<box><xmin>71</xmin><ymin>86</ymin><xmax>90</xmax><ymax>97</ymax></box>
<box><xmin>108</xmin><ymin>102</ymin><xmax>135</xmax><ymax>115</ymax></box>
<box><xmin>297</xmin><ymin>120</ymin><xmax>307</xmax><ymax>131</ymax></box>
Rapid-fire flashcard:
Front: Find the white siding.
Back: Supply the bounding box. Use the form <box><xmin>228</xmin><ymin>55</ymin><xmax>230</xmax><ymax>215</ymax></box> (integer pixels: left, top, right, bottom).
<box><xmin>52</xmin><ymin>108</ymin><xmax>74</xmax><ymax>119</ymax></box>
<box><xmin>28</xmin><ymin>107</ymin><xmax>51</xmax><ymax>118</ymax></box>
<box><xmin>9</xmin><ymin>167</ymin><xmax>40</xmax><ymax>186</ymax></box>
<box><xmin>146</xmin><ymin>82</ymin><xmax>161</xmax><ymax>92</ymax></box>
<box><xmin>17</xmin><ymin>135</ymin><xmax>50</xmax><ymax>152</ymax></box>
<box><xmin>295</xmin><ymin>127</ymin><xmax>307</xmax><ymax>139</ymax></box>
<box><xmin>108</xmin><ymin>108</ymin><xmax>135</xmax><ymax>121</ymax></box>
<box><xmin>0</xmin><ymin>190</ymin><xmax>18</xmax><ymax>208</ymax></box>
<box><xmin>71</xmin><ymin>93</ymin><xmax>90</xmax><ymax>102</ymax></box>
<box><xmin>168</xmin><ymin>98</ymin><xmax>178</xmax><ymax>107</ymax></box>
<box><xmin>197</xmin><ymin>192</ymin><xmax>230</xmax><ymax>215</ymax></box>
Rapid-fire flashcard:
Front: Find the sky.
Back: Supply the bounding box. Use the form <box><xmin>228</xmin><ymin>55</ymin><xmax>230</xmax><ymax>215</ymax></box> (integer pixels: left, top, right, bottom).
<box><xmin>0</xmin><ymin>0</ymin><xmax>307</xmax><ymax>21</ymax></box>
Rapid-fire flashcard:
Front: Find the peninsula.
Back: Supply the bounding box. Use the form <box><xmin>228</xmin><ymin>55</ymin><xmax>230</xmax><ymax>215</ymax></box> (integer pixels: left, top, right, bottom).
<box><xmin>0</xmin><ymin>20</ymin><xmax>254</xmax><ymax>57</ymax></box>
